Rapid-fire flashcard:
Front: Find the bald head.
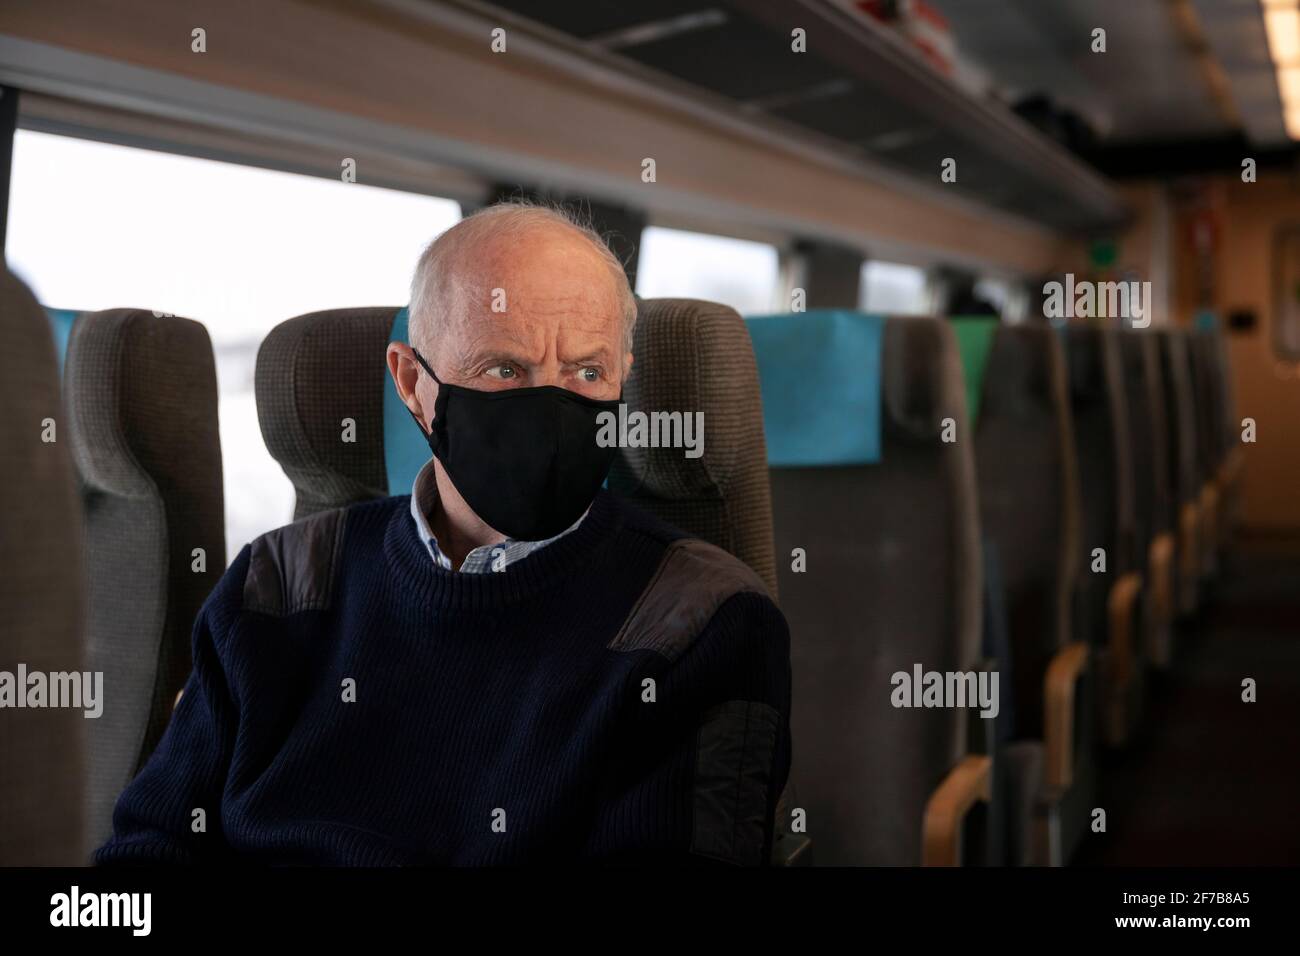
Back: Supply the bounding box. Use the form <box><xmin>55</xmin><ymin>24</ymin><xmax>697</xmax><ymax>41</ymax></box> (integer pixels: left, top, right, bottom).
<box><xmin>408</xmin><ymin>202</ymin><xmax>637</xmax><ymax>362</ymax></box>
<box><xmin>388</xmin><ymin>198</ymin><xmax>636</xmax><ymax>468</ymax></box>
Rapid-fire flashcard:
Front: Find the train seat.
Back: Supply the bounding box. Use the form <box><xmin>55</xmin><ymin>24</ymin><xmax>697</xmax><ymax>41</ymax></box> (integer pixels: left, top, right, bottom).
<box><xmin>0</xmin><ymin>269</ymin><xmax>87</xmax><ymax>865</ymax></box>
<box><xmin>1118</xmin><ymin>330</ymin><xmax>1176</xmax><ymax>678</ymax></box>
<box><xmin>605</xmin><ymin>298</ymin><xmax>778</xmax><ymax>597</ymax></box>
<box><xmin>966</xmin><ymin>322</ymin><xmax>1094</xmax><ymax>866</ymax></box>
<box><xmin>1061</xmin><ymin>325</ymin><xmax>1142</xmax><ymax>748</ymax></box>
<box><xmin>1156</xmin><ymin>329</ymin><xmax>1202</xmax><ymax>624</ymax></box>
<box><xmin>51</xmin><ymin>307</ymin><xmax>226</xmax><ymax>850</ymax></box>
<box><xmin>1189</xmin><ymin>319</ymin><xmax>1239</xmax><ymax>572</ymax></box>
<box><xmin>746</xmin><ymin>310</ymin><xmax>992</xmax><ymax>866</ymax></box>
<box><xmin>1204</xmin><ymin>322</ymin><xmax>1242</xmax><ymax>553</ymax></box>
<box><xmin>1187</xmin><ymin>324</ymin><xmax>1225</xmax><ymax>584</ymax></box>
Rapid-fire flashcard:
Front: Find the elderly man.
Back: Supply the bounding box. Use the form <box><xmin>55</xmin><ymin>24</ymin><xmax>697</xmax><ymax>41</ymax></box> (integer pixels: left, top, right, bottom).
<box><xmin>94</xmin><ymin>202</ymin><xmax>792</xmax><ymax>866</ymax></box>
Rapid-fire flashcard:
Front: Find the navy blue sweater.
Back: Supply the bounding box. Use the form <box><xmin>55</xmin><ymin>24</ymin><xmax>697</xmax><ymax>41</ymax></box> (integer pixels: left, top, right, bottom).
<box><xmin>94</xmin><ymin>491</ymin><xmax>791</xmax><ymax>866</ymax></box>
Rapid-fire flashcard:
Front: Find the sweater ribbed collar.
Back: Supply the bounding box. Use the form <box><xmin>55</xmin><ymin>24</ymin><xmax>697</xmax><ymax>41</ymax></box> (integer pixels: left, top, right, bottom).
<box><xmin>383</xmin><ymin>489</ymin><xmax>626</xmax><ymax>612</ymax></box>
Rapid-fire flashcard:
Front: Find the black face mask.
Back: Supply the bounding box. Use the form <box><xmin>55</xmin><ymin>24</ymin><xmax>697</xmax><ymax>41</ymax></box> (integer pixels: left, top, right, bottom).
<box><xmin>407</xmin><ymin>348</ymin><xmax>622</xmax><ymax>542</ymax></box>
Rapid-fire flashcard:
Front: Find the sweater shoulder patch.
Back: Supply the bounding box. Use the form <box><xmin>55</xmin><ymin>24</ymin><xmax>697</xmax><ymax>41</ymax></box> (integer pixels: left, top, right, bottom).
<box><xmin>242</xmin><ymin>507</ymin><xmax>348</xmax><ymax>617</ymax></box>
<box><xmin>608</xmin><ymin>538</ymin><xmax>769</xmax><ymax>662</ymax></box>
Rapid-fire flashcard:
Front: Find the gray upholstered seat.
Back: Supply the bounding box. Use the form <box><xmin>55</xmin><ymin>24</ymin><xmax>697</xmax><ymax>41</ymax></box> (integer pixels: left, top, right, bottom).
<box><xmin>255</xmin><ymin>308</ymin><xmax>393</xmax><ymax>519</ymax></box>
<box><xmin>607</xmin><ymin>299</ymin><xmax>777</xmax><ymax>595</ymax></box>
<box><xmin>973</xmin><ymin>324</ymin><xmax>1093</xmax><ymax>865</ymax></box>
<box><xmin>64</xmin><ymin>310</ymin><xmax>226</xmax><ymax>848</ymax></box>
<box><xmin>1119</xmin><ymin>330</ymin><xmax>1176</xmax><ymax>669</ymax></box>
<box><xmin>1061</xmin><ymin>326</ymin><xmax>1141</xmax><ymax>746</ymax></box>
<box><xmin>0</xmin><ymin>269</ymin><xmax>87</xmax><ymax>865</ymax></box>
<box><xmin>761</xmin><ymin>315</ymin><xmax>988</xmax><ymax>865</ymax></box>
<box><xmin>1155</xmin><ymin>329</ymin><xmax>1201</xmax><ymax>620</ymax></box>
<box><xmin>1198</xmin><ymin>324</ymin><xmax>1241</xmax><ymax>555</ymax></box>
<box><xmin>1187</xmin><ymin>325</ymin><xmax>1236</xmax><ymax>579</ymax></box>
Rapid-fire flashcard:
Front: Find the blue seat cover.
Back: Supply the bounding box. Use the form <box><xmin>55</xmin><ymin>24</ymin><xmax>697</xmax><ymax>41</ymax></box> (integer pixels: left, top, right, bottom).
<box><xmin>45</xmin><ymin>307</ymin><xmax>81</xmax><ymax>378</ymax></box>
<box><xmin>744</xmin><ymin>310</ymin><xmax>884</xmax><ymax>467</ymax></box>
<box><xmin>382</xmin><ymin>307</ymin><xmax>431</xmax><ymax>494</ymax></box>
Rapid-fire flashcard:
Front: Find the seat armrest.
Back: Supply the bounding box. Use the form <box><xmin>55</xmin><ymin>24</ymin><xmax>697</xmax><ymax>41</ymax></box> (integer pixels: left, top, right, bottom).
<box><xmin>1148</xmin><ymin>533</ymin><xmax>1174</xmax><ymax>621</ymax></box>
<box><xmin>1043</xmin><ymin>642</ymin><xmax>1089</xmax><ymax>790</ymax></box>
<box><xmin>771</xmin><ymin>830</ymin><xmax>812</xmax><ymax>867</ymax></box>
<box><xmin>921</xmin><ymin>754</ymin><xmax>992</xmax><ymax>866</ymax></box>
<box><xmin>1106</xmin><ymin>572</ymin><xmax>1143</xmax><ymax>686</ymax></box>
<box><xmin>1147</xmin><ymin>533</ymin><xmax>1176</xmax><ymax>668</ymax></box>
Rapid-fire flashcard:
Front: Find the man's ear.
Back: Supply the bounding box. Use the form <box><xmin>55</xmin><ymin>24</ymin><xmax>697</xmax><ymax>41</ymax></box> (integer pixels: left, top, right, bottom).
<box><xmin>622</xmin><ymin>351</ymin><xmax>634</xmax><ymax>382</ymax></box>
<box><xmin>386</xmin><ymin>342</ymin><xmax>425</xmax><ymax>418</ymax></box>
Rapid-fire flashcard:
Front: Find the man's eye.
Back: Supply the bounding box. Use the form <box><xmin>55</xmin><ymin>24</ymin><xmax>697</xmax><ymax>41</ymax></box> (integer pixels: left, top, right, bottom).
<box><xmin>579</xmin><ymin>367</ymin><xmax>600</xmax><ymax>383</ymax></box>
<box><xmin>485</xmin><ymin>364</ymin><xmax>517</xmax><ymax>380</ymax></box>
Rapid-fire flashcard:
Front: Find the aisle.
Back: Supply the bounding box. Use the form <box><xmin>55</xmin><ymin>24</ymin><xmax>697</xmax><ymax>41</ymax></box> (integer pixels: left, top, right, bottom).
<box><xmin>1074</xmin><ymin>536</ymin><xmax>1300</xmax><ymax>865</ymax></box>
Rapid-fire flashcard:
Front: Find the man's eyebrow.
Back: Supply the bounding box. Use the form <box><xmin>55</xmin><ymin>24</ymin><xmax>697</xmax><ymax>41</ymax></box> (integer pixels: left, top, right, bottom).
<box><xmin>457</xmin><ymin>348</ymin><xmax>533</xmax><ymax>370</ymax></box>
<box><xmin>564</xmin><ymin>349</ymin><xmax>615</xmax><ymax>366</ymax></box>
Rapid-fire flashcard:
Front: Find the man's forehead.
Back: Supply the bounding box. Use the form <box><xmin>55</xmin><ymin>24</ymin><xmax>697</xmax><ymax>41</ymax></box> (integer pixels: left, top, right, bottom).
<box><xmin>422</xmin><ymin>222</ymin><xmax>627</xmax><ymax>355</ymax></box>
<box><xmin>449</xmin><ymin>302</ymin><xmax>619</xmax><ymax>348</ymax></box>
<box><xmin>446</xmin><ymin>279</ymin><xmax>618</xmax><ymax>324</ymax></box>
<box><xmin>444</xmin><ymin>235</ymin><xmax>621</xmax><ymax>322</ymax></box>
<box><xmin>440</xmin><ymin>288</ymin><xmax>622</xmax><ymax>364</ymax></box>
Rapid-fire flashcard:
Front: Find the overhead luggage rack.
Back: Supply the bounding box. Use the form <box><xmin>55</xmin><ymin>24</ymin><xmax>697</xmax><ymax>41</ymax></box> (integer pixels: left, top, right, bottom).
<box><xmin>458</xmin><ymin>0</ymin><xmax>1129</xmax><ymax>232</ymax></box>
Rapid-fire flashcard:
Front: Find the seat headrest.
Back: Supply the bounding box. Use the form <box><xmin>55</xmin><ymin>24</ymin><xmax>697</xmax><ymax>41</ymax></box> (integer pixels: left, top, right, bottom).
<box><xmin>1062</xmin><ymin>325</ymin><xmax>1107</xmax><ymax>403</ymax></box>
<box><xmin>881</xmin><ymin>315</ymin><xmax>960</xmax><ymax>442</ymax></box>
<box><xmin>744</xmin><ymin>310</ymin><xmax>884</xmax><ymax>467</ymax></box>
<box><xmin>980</xmin><ymin>325</ymin><xmax>1059</xmax><ymax>420</ymax></box>
<box><xmin>1155</xmin><ymin>325</ymin><xmax>1191</xmax><ymax>369</ymax></box>
<box><xmin>255</xmin><ymin>308</ymin><xmax>394</xmax><ymax>516</ymax></box>
<box><xmin>1119</xmin><ymin>326</ymin><xmax>1146</xmax><ymax>369</ymax></box>
<box><xmin>63</xmin><ymin>310</ymin><xmax>223</xmax><ymax>503</ymax></box>
<box><xmin>609</xmin><ymin>298</ymin><xmax>770</xmax><ymax>498</ymax></box>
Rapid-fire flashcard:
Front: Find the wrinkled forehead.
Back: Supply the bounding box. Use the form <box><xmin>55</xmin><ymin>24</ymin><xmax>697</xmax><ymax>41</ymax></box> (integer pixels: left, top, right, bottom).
<box><xmin>441</xmin><ymin>227</ymin><xmax>625</xmax><ymax>342</ymax></box>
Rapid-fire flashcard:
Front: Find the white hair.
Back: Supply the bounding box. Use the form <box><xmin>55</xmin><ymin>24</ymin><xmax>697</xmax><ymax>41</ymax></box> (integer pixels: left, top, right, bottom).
<box><xmin>408</xmin><ymin>200</ymin><xmax>638</xmax><ymax>356</ymax></box>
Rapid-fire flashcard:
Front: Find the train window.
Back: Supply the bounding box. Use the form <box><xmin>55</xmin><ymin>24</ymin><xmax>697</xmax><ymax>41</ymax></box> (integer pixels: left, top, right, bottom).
<box><xmin>974</xmin><ymin>277</ymin><xmax>1029</xmax><ymax>322</ymax></box>
<box><xmin>859</xmin><ymin>260</ymin><xmax>928</xmax><ymax>314</ymax></box>
<box><xmin>635</xmin><ymin>225</ymin><xmax>781</xmax><ymax>313</ymax></box>
<box><xmin>7</xmin><ymin>130</ymin><xmax>462</xmax><ymax>562</ymax></box>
